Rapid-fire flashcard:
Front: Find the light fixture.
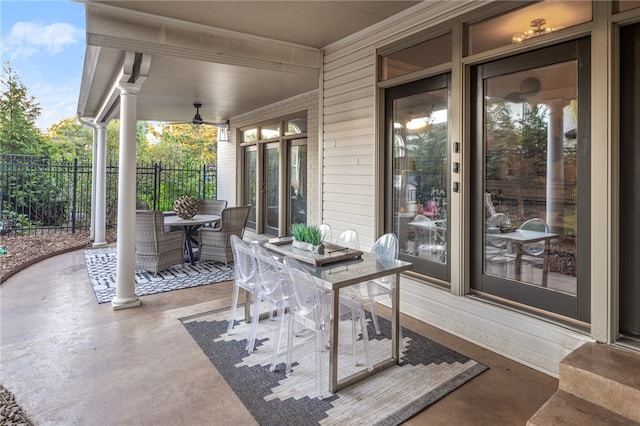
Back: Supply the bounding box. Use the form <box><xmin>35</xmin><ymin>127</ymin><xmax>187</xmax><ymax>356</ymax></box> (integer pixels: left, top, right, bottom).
<box><xmin>512</xmin><ymin>18</ymin><xmax>554</xmax><ymax>43</ymax></box>
<box><xmin>216</xmin><ymin>122</ymin><xmax>230</xmax><ymax>143</ymax></box>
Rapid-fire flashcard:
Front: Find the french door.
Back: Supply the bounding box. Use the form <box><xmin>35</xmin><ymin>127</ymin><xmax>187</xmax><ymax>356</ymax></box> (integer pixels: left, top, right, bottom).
<box><xmin>471</xmin><ymin>39</ymin><xmax>591</xmax><ymax>322</ymax></box>
<box><xmin>262</xmin><ymin>142</ymin><xmax>280</xmax><ymax>236</ymax></box>
<box><xmin>619</xmin><ymin>22</ymin><xmax>640</xmax><ymax>339</ymax></box>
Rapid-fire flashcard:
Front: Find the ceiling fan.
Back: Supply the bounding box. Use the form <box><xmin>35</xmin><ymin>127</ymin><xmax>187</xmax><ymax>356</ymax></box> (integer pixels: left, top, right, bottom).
<box><xmin>189</xmin><ymin>103</ymin><xmax>229</xmax><ymax>128</ymax></box>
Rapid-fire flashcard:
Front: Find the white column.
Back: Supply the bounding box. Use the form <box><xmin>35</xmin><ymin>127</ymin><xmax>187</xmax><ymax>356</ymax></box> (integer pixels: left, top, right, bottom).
<box><xmin>112</xmin><ymin>83</ymin><xmax>141</xmax><ymax>310</ymax></box>
<box><xmin>546</xmin><ymin>100</ymin><xmax>566</xmax><ymax>234</ymax></box>
<box><xmin>93</xmin><ymin>122</ymin><xmax>108</xmax><ymax>247</ymax></box>
<box><xmin>90</xmin><ymin>126</ymin><xmax>98</xmax><ymax>241</ymax></box>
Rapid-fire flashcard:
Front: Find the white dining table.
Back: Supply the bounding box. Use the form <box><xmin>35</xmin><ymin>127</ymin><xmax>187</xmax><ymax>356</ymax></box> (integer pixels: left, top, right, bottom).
<box><xmin>163</xmin><ymin>214</ymin><xmax>220</xmax><ymax>264</ymax></box>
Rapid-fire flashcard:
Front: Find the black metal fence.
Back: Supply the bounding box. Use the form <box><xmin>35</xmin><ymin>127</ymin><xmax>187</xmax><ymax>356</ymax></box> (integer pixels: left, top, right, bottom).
<box><xmin>0</xmin><ymin>155</ymin><xmax>216</xmax><ymax>236</ymax></box>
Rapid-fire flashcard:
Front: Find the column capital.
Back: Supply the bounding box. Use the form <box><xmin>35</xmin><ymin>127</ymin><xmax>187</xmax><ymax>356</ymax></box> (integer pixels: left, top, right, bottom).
<box><xmin>118</xmin><ymin>82</ymin><xmax>142</xmax><ymax>96</ymax></box>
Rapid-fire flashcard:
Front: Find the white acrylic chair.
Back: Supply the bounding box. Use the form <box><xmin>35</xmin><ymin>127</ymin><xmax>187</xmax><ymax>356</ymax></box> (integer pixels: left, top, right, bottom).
<box><xmin>342</xmin><ymin>233</ymin><xmax>403</xmax><ymax>344</ymax></box>
<box><xmin>282</xmin><ymin>256</ymin><xmax>371</xmax><ymax>399</ymax></box>
<box><xmin>318</xmin><ymin>223</ymin><xmax>332</xmax><ymax>243</ymax></box>
<box><xmin>227</xmin><ymin>235</ymin><xmax>259</xmax><ymax>335</ymax></box>
<box><xmin>248</xmin><ymin>242</ymin><xmax>290</xmax><ymax>372</ymax></box>
<box><xmin>336</xmin><ymin>229</ymin><xmax>360</xmax><ymax>250</ymax></box>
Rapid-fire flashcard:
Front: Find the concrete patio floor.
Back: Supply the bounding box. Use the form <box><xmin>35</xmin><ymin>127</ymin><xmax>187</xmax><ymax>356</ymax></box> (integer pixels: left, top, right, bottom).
<box><xmin>0</xmin><ymin>247</ymin><xmax>558</xmax><ymax>425</ymax></box>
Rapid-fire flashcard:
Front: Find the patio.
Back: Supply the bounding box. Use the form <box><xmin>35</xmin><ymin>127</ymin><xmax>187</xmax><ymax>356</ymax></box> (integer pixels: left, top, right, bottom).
<box><xmin>0</xmin><ymin>247</ymin><xmax>557</xmax><ymax>425</ymax></box>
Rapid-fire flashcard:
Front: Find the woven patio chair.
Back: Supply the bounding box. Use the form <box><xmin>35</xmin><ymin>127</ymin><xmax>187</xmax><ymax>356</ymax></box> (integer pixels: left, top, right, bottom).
<box><xmin>197</xmin><ymin>199</ymin><xmax>227</xmax><ymax>227</ymax></box>
<box><xmin>135</xmin><ymin>210</ymin><xmax>185</xmax><ymax>275</ymax></box>
<box><xmin>198</xmin><ymin>205</ymin><xmax>251</xmax><ymax>265</ymax></box>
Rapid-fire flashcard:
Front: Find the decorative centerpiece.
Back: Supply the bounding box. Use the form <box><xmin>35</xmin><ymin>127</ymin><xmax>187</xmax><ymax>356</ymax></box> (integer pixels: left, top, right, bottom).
<box><xmin>291</xmin><ymin>224</ymin><xmax>324</xmax><ymax>254</ymax></box>
<box><xmin>173</xmin><ymin>195</ymin><xmax>199</xmax><ymax>219</ymax></box>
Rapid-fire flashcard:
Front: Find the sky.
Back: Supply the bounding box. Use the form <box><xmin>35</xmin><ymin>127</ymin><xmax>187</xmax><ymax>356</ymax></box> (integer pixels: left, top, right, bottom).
<box><xmin>1</xmin><ymin>0</ymin><xmax>86</xmax><ymax>131</ymax></box>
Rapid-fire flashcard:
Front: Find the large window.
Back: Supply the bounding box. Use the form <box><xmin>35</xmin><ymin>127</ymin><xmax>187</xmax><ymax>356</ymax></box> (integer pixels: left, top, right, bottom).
<box><xmin>385</xmin><ymin>74</ymin><xmax>450</xmax><ymax>281</ymax></box>
<box><xmin>471</xmin><ymin>39</ymin><xmax>590</xmax><ymax>322</ymax></box>
<box><xmin>241</xmin><ymin>116</ymin><xmax>307</xmax><ymax>236</ymax></box>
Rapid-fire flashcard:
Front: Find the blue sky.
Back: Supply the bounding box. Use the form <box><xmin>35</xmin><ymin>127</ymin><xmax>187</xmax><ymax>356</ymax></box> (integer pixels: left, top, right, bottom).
<box><xmin>1</xmin><ymin>0</ymin><xmax>86</xmax><ymax>131</ymax></box>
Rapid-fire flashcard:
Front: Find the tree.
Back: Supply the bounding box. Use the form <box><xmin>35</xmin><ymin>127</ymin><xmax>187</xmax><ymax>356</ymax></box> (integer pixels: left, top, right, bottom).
<box><xmin>46</xmin><ymin>117</ymin><xmax>93</xmax><ymax>161</ymax></box>
<box><xmin>0</xmin><ymin>62</ymin><xmax>47</xmax><ymax>155</ymax></box>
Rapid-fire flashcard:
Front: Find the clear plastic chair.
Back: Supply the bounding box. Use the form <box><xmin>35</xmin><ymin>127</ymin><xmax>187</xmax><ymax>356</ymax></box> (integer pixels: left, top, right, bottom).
<box><xmin>227</xmin><ymin>235</ymin><xmax>259</xmax><ymax>335</ymax></box>
<box><xmin>336</xmin><ymin>229</ymin><xmax>360</xmax><ymax>250</ymax></box>
<box><xmin>282</xmin><ymin>256</ymin><xmax>371</xmax><ymax>399</ymax></box>
<box><xmin>519</xmin><ymin>218</ymin><xmax>550</xmax><ymax>282</ymax></box>
<box><xmin>248</xmin><ymin>242</ymin><xmax>289</xmax><ymax>372</ymax></box>
<box><xmin>318</xmin><ymin>223</ymin><xmax>332</xmax><ymax>243</ymax></box>
<box><xmin>342</xmin><ymin>233</ymin><xmax>402</xmax><ymax>340</ymax></box>
<box><xmin>485</xmin><ymin>213</ymin><xmax>514</xmax><ymax>278</ymax></box>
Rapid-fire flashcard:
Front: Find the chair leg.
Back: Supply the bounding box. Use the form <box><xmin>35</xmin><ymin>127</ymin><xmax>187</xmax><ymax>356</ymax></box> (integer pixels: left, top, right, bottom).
<box><xmin>315</xmin><ymin>329</ymin><xmax>325</xmax><ymax>399</ymax></box>
<box><xmin>246</xmin><ymin>294</ymin><xmax>262</xmax><ymax>352</ymax></box>
<box><xmin>369</xmin><ymin>300</ymin><xmax>381</xmax><ymax>335</ymax></box>
<box><xmin>227</xmin><ymin>285</ymin><xmax>241</xmax><ymax>334</ymax></box>
<box><xmin>269</xmin><ymin>303</ymin><xmax>285</xmax><ymax>372</ymax></box>
<box><xmin>286</xmin><ymin>315</ymin><xmax>295</xmax><ymax>375</ymax></box>
<box><xmin>358</xmin><ymin>309</ymin><xmax>372</xmax><ymax>371</ymax></box>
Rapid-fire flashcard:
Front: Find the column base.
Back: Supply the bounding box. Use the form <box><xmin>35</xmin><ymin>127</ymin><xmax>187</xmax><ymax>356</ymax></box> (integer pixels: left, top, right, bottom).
<box><xmin>92</xmin><ymin>241</ymin><xmax>108</xmax><ymax>248</ymax></box>
<box><xmin>111</xmin><ymin>296</ymin><xmax>141</xmax><ymax>310</ymax></box>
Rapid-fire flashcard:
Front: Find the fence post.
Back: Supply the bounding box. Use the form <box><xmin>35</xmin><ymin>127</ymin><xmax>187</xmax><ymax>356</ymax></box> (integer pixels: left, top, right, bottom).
<box><xmin>70</xmin><ymin>158</ymin><xmax>79</xmax><ymax>233</ymax></box>
<box><xmin>153</xmin><ymin>161</ymin><xmax>160</xmax><ymax>211</ymax></box>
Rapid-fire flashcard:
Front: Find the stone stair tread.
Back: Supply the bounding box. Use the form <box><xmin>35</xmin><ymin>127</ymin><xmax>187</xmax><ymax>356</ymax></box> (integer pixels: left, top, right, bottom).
<box><xmin>527</xmin><ymin>390</ymin><xmax>639</xmax><ymax>426</ymax></box>
<box><xmin>561</xmin><ymin>342</ymin><xmax>640</xmax><ymax>389</ymax></box>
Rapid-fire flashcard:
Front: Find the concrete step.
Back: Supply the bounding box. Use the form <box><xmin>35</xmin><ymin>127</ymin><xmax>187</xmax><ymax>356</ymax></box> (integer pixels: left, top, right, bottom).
<box><xmin>528</xmin><ymin>342</ymin><xmax>640</xmax><ymax>425</ymax></box>
<box><xmin>560</xmin><ymin>342</ymin><xmax>640</xmax><ymax>422</ymax></box>
<box><xmin>527</xmin><ymin>390</ymin><xmax>636</xmax><ymax>426</ymax></box>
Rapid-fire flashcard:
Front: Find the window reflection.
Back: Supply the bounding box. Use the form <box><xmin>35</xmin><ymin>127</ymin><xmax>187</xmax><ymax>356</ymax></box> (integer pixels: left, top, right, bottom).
<box><xmin>393</xmin><ymin>88</ymin><xmax>448</xmax><ymax>265</ymax></box>
<box><xmin>483</xmin><ymin>62</ymin><xmax>578</xmax><ymax>295</ymax></box>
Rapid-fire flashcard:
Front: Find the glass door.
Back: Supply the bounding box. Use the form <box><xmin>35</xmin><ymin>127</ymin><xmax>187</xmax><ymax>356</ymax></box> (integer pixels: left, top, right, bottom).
<box><xmin>263</xmin><ymin>142</ymin><xmax>280</xmax><ymax>236</ymax></box>
<box><xmin>471</xmin><ymin>39</ymin><xmax>590</xmax><ymax>321</ymax></box>
<box><xmin>288</xmin><ymin>139</ymin><xmax>307</xmax><ymax>230</ymax></box>
<box><xmin>619</xmin><ymin>22</ymin><xmax>640</xmax><ymax>340</ymax></box>
<box><xmin>385</xmin><ymin>74</ymin><xmax>450</xmax><ymax>281</ymax></box>
<box><xmin>243</xmin><ymin>145</ymin><xmax>257</xmax><ymax>230</ymax></box>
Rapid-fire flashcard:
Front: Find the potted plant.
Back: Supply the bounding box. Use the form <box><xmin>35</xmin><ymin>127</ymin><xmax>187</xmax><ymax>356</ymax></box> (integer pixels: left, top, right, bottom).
<box><xmin>291</xmin><ymin>224</ymin><xmax>324</xmax><ymax>254</ymax></box>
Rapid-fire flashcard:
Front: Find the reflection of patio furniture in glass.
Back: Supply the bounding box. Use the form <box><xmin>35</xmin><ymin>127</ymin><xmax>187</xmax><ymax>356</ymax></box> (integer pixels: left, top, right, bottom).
<box><xmin>409</xmin><ymin>215</ymin><xmax>446</xmax><ymax>262</ymax></box>
<box><xmin>485</xmin><ymin>213</ymin><xmax>514</xmax><ymax>278</ymax></box>
<box><xmin>198</xmin><ymin>206</ymin><xmax>250</xmax><ymax>265</ymax></box>
<box><xmin>498</xmin><ymin>226</ymin><xmax>558</xmax><ymax>287</ymax></box>
<box><xmin>135</xmin><ymin>211</ymin><xmax>185</xmax><ymax>275</ymax></box>
<box><xmin>422</xmin><ymin>200</ymin><xmax>439</xmax><ymax>219</ymax></box>
<box><xmin>395</xmin><ymin>212</ymin><xmax>414</xmax><ymax>253</ymax></box>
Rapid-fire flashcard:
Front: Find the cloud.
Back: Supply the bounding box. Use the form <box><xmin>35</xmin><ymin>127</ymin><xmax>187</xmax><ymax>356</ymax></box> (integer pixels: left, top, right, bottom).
<box><xmin>2</xmin><ymin>20</ymin><xmax>84</xmax><ymax>59</ymax></box>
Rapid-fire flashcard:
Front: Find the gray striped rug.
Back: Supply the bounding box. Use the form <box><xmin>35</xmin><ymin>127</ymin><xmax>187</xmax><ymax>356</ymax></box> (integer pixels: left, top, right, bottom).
<box><xmin>182</xmin><ymin>306</ymin><xmax>488</xmax><ymax>426</ymax></box>
<box><xmin>84</xmin><ymin>247</ymin><xmax>233</xmax><ymax>303</ymax></box>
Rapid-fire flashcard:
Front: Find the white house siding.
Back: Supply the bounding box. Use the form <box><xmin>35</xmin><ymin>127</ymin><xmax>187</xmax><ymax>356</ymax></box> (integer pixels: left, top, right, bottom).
<box><xmin>320</xmin><ymin>1</ymin><xmax>592</xmax><ymax>376</ymax></box>
<box><xmin>217</xmin><ymin>90</ymin><xmax>319</xmax><ymax>226</ymax></box>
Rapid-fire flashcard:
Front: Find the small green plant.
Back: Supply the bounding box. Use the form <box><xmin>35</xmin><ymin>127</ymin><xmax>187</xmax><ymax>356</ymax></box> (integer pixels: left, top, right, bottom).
<box><xmin>291</xmin><ymin>223</ymin><xmax>322</xmax><ymax>246</ymax></box>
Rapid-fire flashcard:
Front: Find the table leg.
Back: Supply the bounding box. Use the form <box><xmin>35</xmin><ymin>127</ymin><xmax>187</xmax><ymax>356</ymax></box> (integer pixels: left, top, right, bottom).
<box><xmin>392</xmin><ymin>273</ymin><xmax>400</xmax><ymax>362</ymax></box>
<box><xmin>514</xmin><ymin>244</ymin><xmax>523</xmax><ymax>281</ymax></box>
<box><xmin>542</xmin><ymin>239</ymin><xmax>550</xmax><ymax>287</ymax></box>
<box><xmin>329</xmin><ymin>287</ymin><xmax>340</xmax><ymax>393</ymax></box>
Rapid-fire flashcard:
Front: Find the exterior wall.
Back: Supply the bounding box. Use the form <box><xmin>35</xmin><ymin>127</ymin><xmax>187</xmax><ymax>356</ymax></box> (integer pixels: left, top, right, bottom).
<box><xmin>217</xmin><ymin>90</ymin><xmax>319</xmax><ymax>225</ymax></box>
<box><xmin>320</xmin><ymin>1</ymin><xmax>601</xmax><ymax>377</ymax></box>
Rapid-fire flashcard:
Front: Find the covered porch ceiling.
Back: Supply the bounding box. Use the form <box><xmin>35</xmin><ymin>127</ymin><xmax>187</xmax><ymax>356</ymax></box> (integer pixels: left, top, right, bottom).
<box><xmin>77</xmin><ymin>0</ymin><xmax>422</xmax><ymax>124</ymax></box>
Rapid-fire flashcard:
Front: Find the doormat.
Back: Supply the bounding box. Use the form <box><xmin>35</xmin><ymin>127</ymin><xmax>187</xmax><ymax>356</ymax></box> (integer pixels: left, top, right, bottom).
<box><xmin>182</xmin><ymin>306</ymin><xmax>488</xmax><ymax>425</ymax></box>
<box><xmin>84</xmin><ymin>247</ymin><xmax>233</xmax><ymax>303</ymax></box>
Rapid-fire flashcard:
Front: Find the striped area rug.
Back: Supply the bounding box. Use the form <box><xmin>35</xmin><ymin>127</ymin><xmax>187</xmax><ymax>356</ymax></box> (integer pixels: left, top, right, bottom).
<box><xmin>84</xmin><ymin>247</ymin><xmax>233</xmax><ymax>303</ymax></box>
<box><xmin>182</xmin><ymin>306</ymin><xmax>488</xmax><ymax>426</ymax></box>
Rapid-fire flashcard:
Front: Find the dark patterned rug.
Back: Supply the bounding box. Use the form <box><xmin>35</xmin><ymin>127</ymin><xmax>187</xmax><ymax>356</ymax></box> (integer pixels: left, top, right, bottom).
<box><xmin>182</xmin><ymin>306</ymin><xmax>488</xmax><ymax>426</ymax></box>
<box><xmin>84</xmin><ymin>247</ymin><xmax>233</xmax><ymax>303</ymax></box>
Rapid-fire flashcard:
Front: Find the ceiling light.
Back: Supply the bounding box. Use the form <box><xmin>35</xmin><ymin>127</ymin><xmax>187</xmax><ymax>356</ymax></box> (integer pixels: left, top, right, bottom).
<box><xmin>512</xmin><ymin>18</ymin><xmax>554</xmax><ymax>43</ymax></box>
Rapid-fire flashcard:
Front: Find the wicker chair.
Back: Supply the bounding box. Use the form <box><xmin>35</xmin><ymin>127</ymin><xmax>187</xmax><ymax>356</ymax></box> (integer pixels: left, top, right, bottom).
<box><xmin>197</xmin><ymin>199</ymin><xmax>227</xmax><ymax>227</ymax></box>
<box><xmin>198</xmin><ymin>205</ymin><xmax>250</xmax><ymax>265</ymax></box>
<box><xmin>135</xmin><ymin>210</ymin><xmax>185</xmax><ymax>275</ymax></box>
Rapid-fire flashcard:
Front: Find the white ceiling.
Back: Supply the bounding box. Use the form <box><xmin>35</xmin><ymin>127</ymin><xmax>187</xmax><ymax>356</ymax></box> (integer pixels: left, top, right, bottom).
<box><xmin>78</xmin><ymin>1</ymin><xmax>421</xmax><ymax>124</ymax></box>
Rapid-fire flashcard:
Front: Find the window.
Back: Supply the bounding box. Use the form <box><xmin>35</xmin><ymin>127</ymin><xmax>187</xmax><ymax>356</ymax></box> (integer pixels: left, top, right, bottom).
<box><xmin>379</xmin><ymin>32</ymin><xmax>452</xmax><ymax>81</ymax></box>
<box><xmin>467</xmin><ymin>1</ymin><xmax>591</xmax><ymax>55</ymax></box>
<box><xmin>471</xmin><ymin>39</ymin><xmax>590</xmax><ymax>322</ymax></box>
<box><xmin>241</xmin><ymin>116</ymin><xmax>307</xmax><ymax>236</ymax></box>
<box><xmin>385</xmin><ymin>74</ymin><xmax>450</xmax><ymax>281</ymax></box>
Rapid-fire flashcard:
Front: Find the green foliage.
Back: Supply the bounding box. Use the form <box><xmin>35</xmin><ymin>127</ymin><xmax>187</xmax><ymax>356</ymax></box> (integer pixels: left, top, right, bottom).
<box><xmin>0</xmin><ymin>62</ymin><xmax>47</xmax><ymax>155</ymax></box>
<box><xmin>46</xmin><ymin>118</ymin><xmax>93</xmax><ymax>161</ymax></box>
<box><xmin>291</xmin><ymin>223</ymin><xmax>322</xmax><ymax>246</ymax></box>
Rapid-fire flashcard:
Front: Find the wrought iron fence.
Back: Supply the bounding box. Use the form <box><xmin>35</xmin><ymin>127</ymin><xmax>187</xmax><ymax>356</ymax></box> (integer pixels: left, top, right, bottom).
<box><xmin>0</xmin><ymin>155</ymin><xmax>216</xmax><ymax>236</ymax></box>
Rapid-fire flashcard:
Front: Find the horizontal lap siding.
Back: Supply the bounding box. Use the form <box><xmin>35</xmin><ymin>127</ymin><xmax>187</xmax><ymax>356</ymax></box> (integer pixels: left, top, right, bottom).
<box><xmin>322</xmin><ymin>44</ymin><xmax>377</xmax><ymax>248</ymax></box>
